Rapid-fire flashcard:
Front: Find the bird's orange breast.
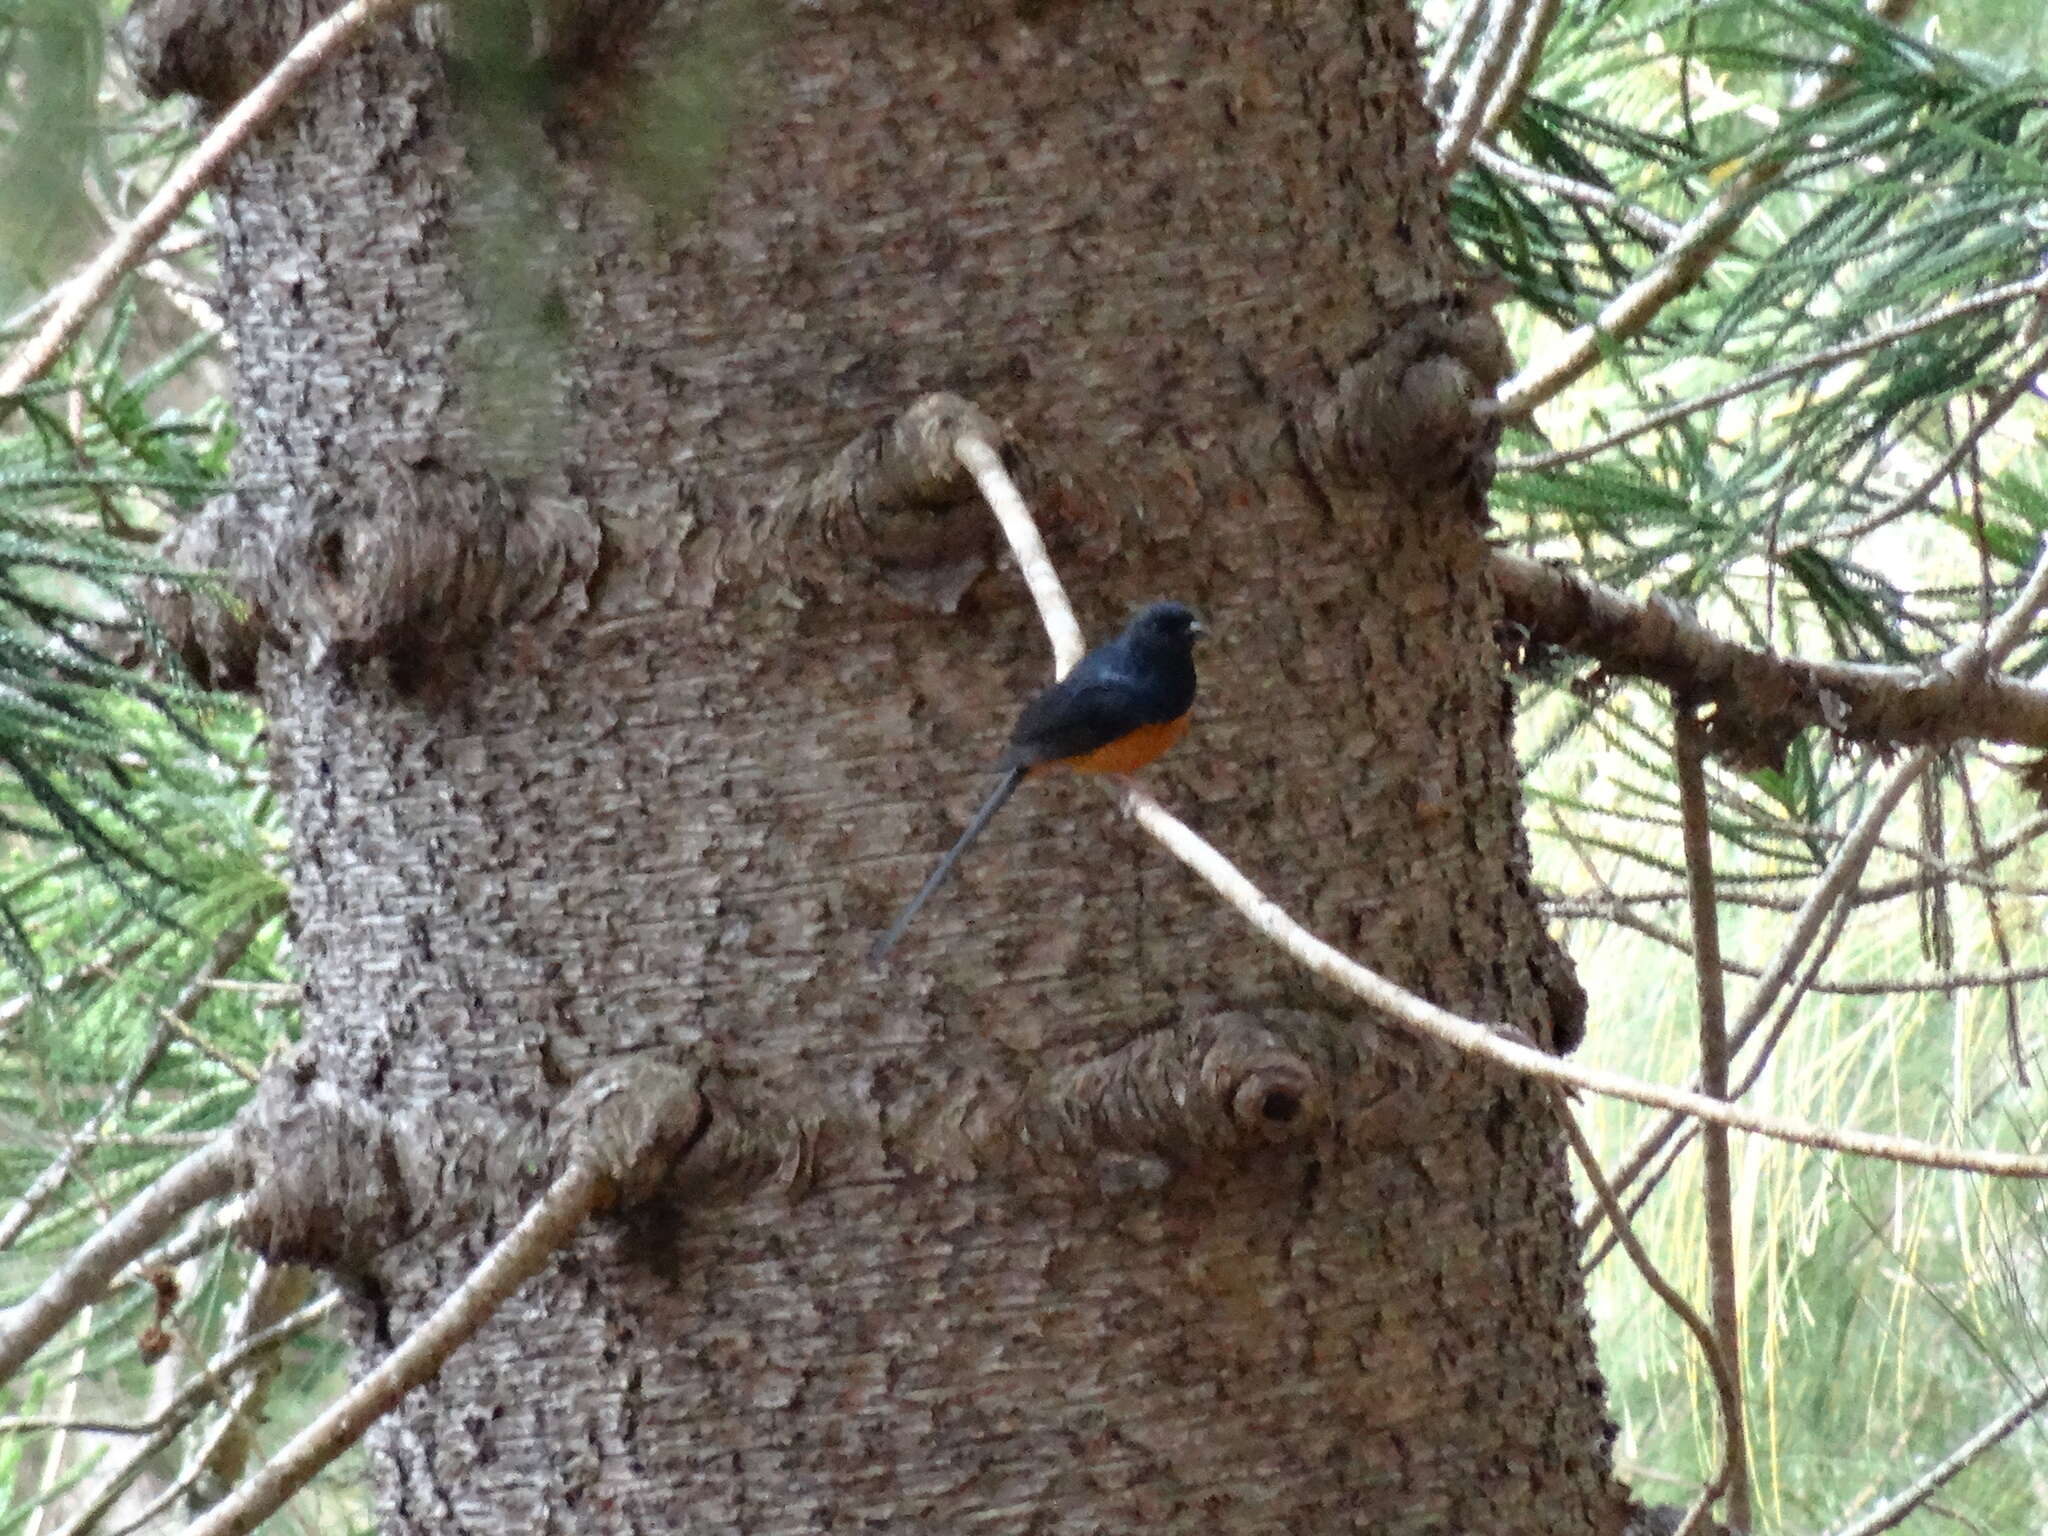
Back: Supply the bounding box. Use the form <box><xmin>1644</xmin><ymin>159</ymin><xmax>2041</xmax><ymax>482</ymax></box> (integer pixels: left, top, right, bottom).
<box><xmin>1044</xmin><ymin>713</ymin><xmax>1190</xmax><ymax>775</ymax></box>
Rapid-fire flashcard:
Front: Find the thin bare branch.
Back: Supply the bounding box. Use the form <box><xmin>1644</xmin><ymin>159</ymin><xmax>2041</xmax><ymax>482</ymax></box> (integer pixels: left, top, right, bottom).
<box><xmin>1476</xmin><ymin>0</ymin><xmax>1563</xmax><ymax>140</ymax></box>
<box><xmin>23</xmin><ymin>1305</ymin><xmax>93</xmax><ymax>1536</ymax></box>
<box><xmin>0</xmin><ymin>0</ymin><xmax>426</xmax><ymax>406</ymax></box>
<box><xmin>178</xmin><ymin>1161</ymin><xmax>608</xmax><ymax>1536</ymax></box>
<box><xmin>116</xmin><ymin>1198</ymin><xmax>246</xmax><ymax>1294</ymax></box>
<box><xmin>1954</xmin><ymin>760</ymin><xmax>2027</xmax><ymax>1083</ymax></box>
<box><xmin>0</xmin><ymin>1137</ymin><xmax>242</xmax><ymax>1389</ymax></box>
<box><xmin>1560</xmin><ymin>1109</ymin><xmax>1735</xmax><ymax>1536</ymax></box>
<box><xmin>119</xmin><ymin>968</ymin><xmax>264</xmax><ymax>1086</ymax></box>
<box><xmin>1498</xmin><ymin>185</ymin><xmax>1778</xmax><ymax>425</ymax></box>
<box><xmin>1829</xmin><ymin>337</ymin><xmax>2048</xmax><ymax>544</ymax></box>
<box><xmin>1543</xmin><ymin>799</ymin><xmax>2048</xmax><ymax>907</ymax></box>
<box><xmin>0</xmin><ymin>920</ymin><xmax>265</xmax><ymax>1260</ymax></box>
<box><xmin>1581</xmin><ymin>878</ymin><xmax>1863</xmax><ymax>1265</ymax></box>
<box><xmin>1583</xmin><ymin>541</ymin><xmax>2048</xmax><ymax>1233</ymax></box>
<box><xmin>42</xmin><ymin>1293</ymin><xmax>338</xmax><ymax>1536</ymax></box>
<box><xmin>1580</xmin><ymin>1127</ymin><xmax>1687</xmax><ymax>1275</ymax></box>
<box><xmin>1436</xmin><ymin>0</ymin><xmax>1523</xmax><ymax>178</ymax></box>
<box><xmin>1425</xmin><ymin>0</ymin><xmax>1494</xmax><ymax>102</ymax></box>
<box><xmin>1500</xmin><ymin>268</ymin><xmax>2048</xmax><ymax>468</ymax></box>
<box><xmin>955</xmin><ymin>428</ymin><xmax>2048</xmax><ymax>1176</ymax></box>
<box><xmin>1944</xmin><ymin>533</ymin><xmax>2048</xmax><ymax>676</ymax></box>
<box><xmin>1129</xmin><ymin>776</ymin><xmax>2048</xmax><ymax>1169</ymax></box>
<box><xmin>2</xmin><ymin>1411</ymin><xmax>175</xmax><ymax>1438</ymax></box>
<box><xmin>1824</xmin><ymin>1371</ymin><xmax>2048</xmax><ymax>1536</ymax></box>
<box><xmin>1546</xmin><ymin>805</ymin><xmax>2048</xmax><ymax>913</ymax></box>
<box><xmin>0</xmin><ymin>1289</ymin><xmax>335</xmax><ymax>1441</ymax></box>
<box><xmin>1555</xmin><ymin>883</ymin><xmax>2048</xmax><ymax>998</ymax></box>
<box><xmin>1583</xmin><ymin>745</ymin><xmax>1935</xmax><ymax>1236</ymax></box>
<box><xmin>1675</xmin><ymin>709</ymin><xmax>1750</xmax><ymax>1533</ymax></box>
<box><xmin>1469</xmin><ymin>143</ymin><xmax>1682</xmax><ymax>247</ymax></box>
<box><xmin>1497</xmin><ymin>0</ymin><xmax>1921</xmax><ymax>423</ymax></box>
<box><xmin>103</xmin><ymin>1378</ymin><xmax>266</xmax><ymax>1536</ymax></box>
<box><xmin>78</xmin><ymin>170</ymin><xmax>227</xmax><ymax>343</ymax></box>
<box><xmin>0</xmin><ymin>1025</ymin><xmax>173</xmax><ymax>1255</ymax></box>
<box><xmin>101</xmin><ymin>1263</ymin><xmax>316</xmax><ymax>1536</ymax></box>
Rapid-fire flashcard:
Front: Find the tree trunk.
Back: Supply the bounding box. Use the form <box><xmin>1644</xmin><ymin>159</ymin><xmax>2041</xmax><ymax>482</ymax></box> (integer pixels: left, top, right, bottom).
<box><xmin>140</xmin><ymin>1</ymin><xmax>1630</xmax><ymax>1530</ymax></box>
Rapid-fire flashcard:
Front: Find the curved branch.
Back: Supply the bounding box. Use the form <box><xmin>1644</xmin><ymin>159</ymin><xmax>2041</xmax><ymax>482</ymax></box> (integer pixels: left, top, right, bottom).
<box><xmin>1116</xmin><ymin>779</ymin><xmax>2048</xmax><ymax>1174</ymax></box>
<box><xmin>1559</xmin><ymin>1109</ymin><xmax>1736</xmax><ymax>1536</ymax></box>
<box><xmin>945</xmin><ymin>418</ymin><xmax>2048</xmax><ymax>1177</ymax></box>
<box><xmin>955</xmin><ymin>434</ymin><xmax>1084</xmax><ymax>675</ymax></box>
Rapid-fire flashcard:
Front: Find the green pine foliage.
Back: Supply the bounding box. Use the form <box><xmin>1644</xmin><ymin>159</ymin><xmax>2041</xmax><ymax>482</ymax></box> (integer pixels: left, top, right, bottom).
<box><xmin>0</xmin><ymin>306</ymin><xmax>331</xmax><ymax>1536</ymax></box>
<box><xmin>1438</xmin><ymin>0</ymin><xmax>2048</xmax><ymax>1527</ymax></box>
<box><xmin>0</xmin><ymin>9</ymin><xmax>331</xmax><ymax>1529</ymax></box>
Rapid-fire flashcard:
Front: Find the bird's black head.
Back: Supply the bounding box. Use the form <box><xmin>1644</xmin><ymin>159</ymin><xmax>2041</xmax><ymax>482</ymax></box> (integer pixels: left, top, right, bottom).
<box><xmin>1122</xmin><ymin>601</ymin><xmax>1203</xmax><ymax>655</ymax></box>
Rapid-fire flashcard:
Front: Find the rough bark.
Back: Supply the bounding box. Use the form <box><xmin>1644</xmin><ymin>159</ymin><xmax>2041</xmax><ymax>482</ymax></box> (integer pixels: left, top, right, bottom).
<box><xmin>139</xmin><ymin>1</ymin><xmax>1628</xmax><ymax>1530</ymax></box>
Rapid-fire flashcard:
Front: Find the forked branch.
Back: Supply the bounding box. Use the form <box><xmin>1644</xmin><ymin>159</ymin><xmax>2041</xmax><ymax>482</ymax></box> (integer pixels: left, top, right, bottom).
<box><xmin>0</xmin><ymin>1136</ymin><xmax>242</xmax><ymax>1390</ymax></box>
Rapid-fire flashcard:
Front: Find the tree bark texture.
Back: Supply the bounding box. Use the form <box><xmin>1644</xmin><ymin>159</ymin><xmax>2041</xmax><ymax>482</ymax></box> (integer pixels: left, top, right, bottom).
<box><xmin>141</xmin><ymin>1</ymin><xmax>1628</xmax><ymax>1531</ymax></box>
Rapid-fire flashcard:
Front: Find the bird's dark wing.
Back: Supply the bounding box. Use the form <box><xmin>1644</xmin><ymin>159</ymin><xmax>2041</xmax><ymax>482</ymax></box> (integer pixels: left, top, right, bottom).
<box><xmin>1000</xmin><ymin>675</ymin><xmax>1172</xmax><ymax>770</ymax></box>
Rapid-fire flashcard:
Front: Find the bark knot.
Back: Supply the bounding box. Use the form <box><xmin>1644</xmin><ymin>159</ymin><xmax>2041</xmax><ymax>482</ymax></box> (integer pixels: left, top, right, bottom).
<box><xmin>668</xmin><ymin>391</ymin><xmax>1010</xmax><ymax>616</ymax></box>
<box><xmin>145</xmin><ymin>460</ymin><xmax>604</xmax><ymax>693</ymax></box>
<box><xmin>235</xmin><ymin>1047</ymin><xmax>429</xmax><ymax>1271</ymax></box>
<box><xmin>965</xmin><ymin>1012</ymin><xmax>1335</xmax><ymax>1179</ymax></box>
<box><xmin>557</xmin><ymin>1056</ymin><xmax>831</xmax><ymax>1210</ymax></box>
<box><xmin>123</xmin><ymin>0</ymin><xmax>302</xmax><ymax>107</ymax></box>
<box><xmin>1299</xmin><ymin>294</ymin><xmax>1513</xmax><ymax>519</ymax></box>
<box><xmin>552</xmin><ymin>1058</ymin><xmax>709</xmax><ymax>1208</ymax></box>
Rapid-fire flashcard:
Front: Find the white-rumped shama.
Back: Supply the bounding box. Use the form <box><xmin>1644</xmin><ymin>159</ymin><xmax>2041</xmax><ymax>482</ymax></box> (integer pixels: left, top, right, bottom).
<box><xmin>870</xmin><ymin>601</ymin><xmax>1202</xmax><ymax>963</ymax></box>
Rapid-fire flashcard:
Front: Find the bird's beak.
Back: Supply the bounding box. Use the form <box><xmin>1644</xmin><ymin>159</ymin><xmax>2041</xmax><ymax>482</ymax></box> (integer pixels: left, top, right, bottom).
<box><xmin>1190</xmin><ymin>618</ymin><xmax>1207</xmax><ymax>638</ymax></box>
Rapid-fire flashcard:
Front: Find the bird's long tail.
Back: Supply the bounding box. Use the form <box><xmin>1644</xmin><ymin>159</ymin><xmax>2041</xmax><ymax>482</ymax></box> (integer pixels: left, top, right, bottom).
<box><xmin>868</xmin><ymin>768</ymin><xmax>1024</xmax><ymax>965</ymax></box>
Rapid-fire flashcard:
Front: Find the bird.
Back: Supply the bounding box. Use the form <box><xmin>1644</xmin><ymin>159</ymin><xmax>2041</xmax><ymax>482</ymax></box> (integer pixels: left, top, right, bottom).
<box><xmin>870</xmin><ymin>601</ymin><xmax>1203</xmax><ymax>965</ymax></box>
